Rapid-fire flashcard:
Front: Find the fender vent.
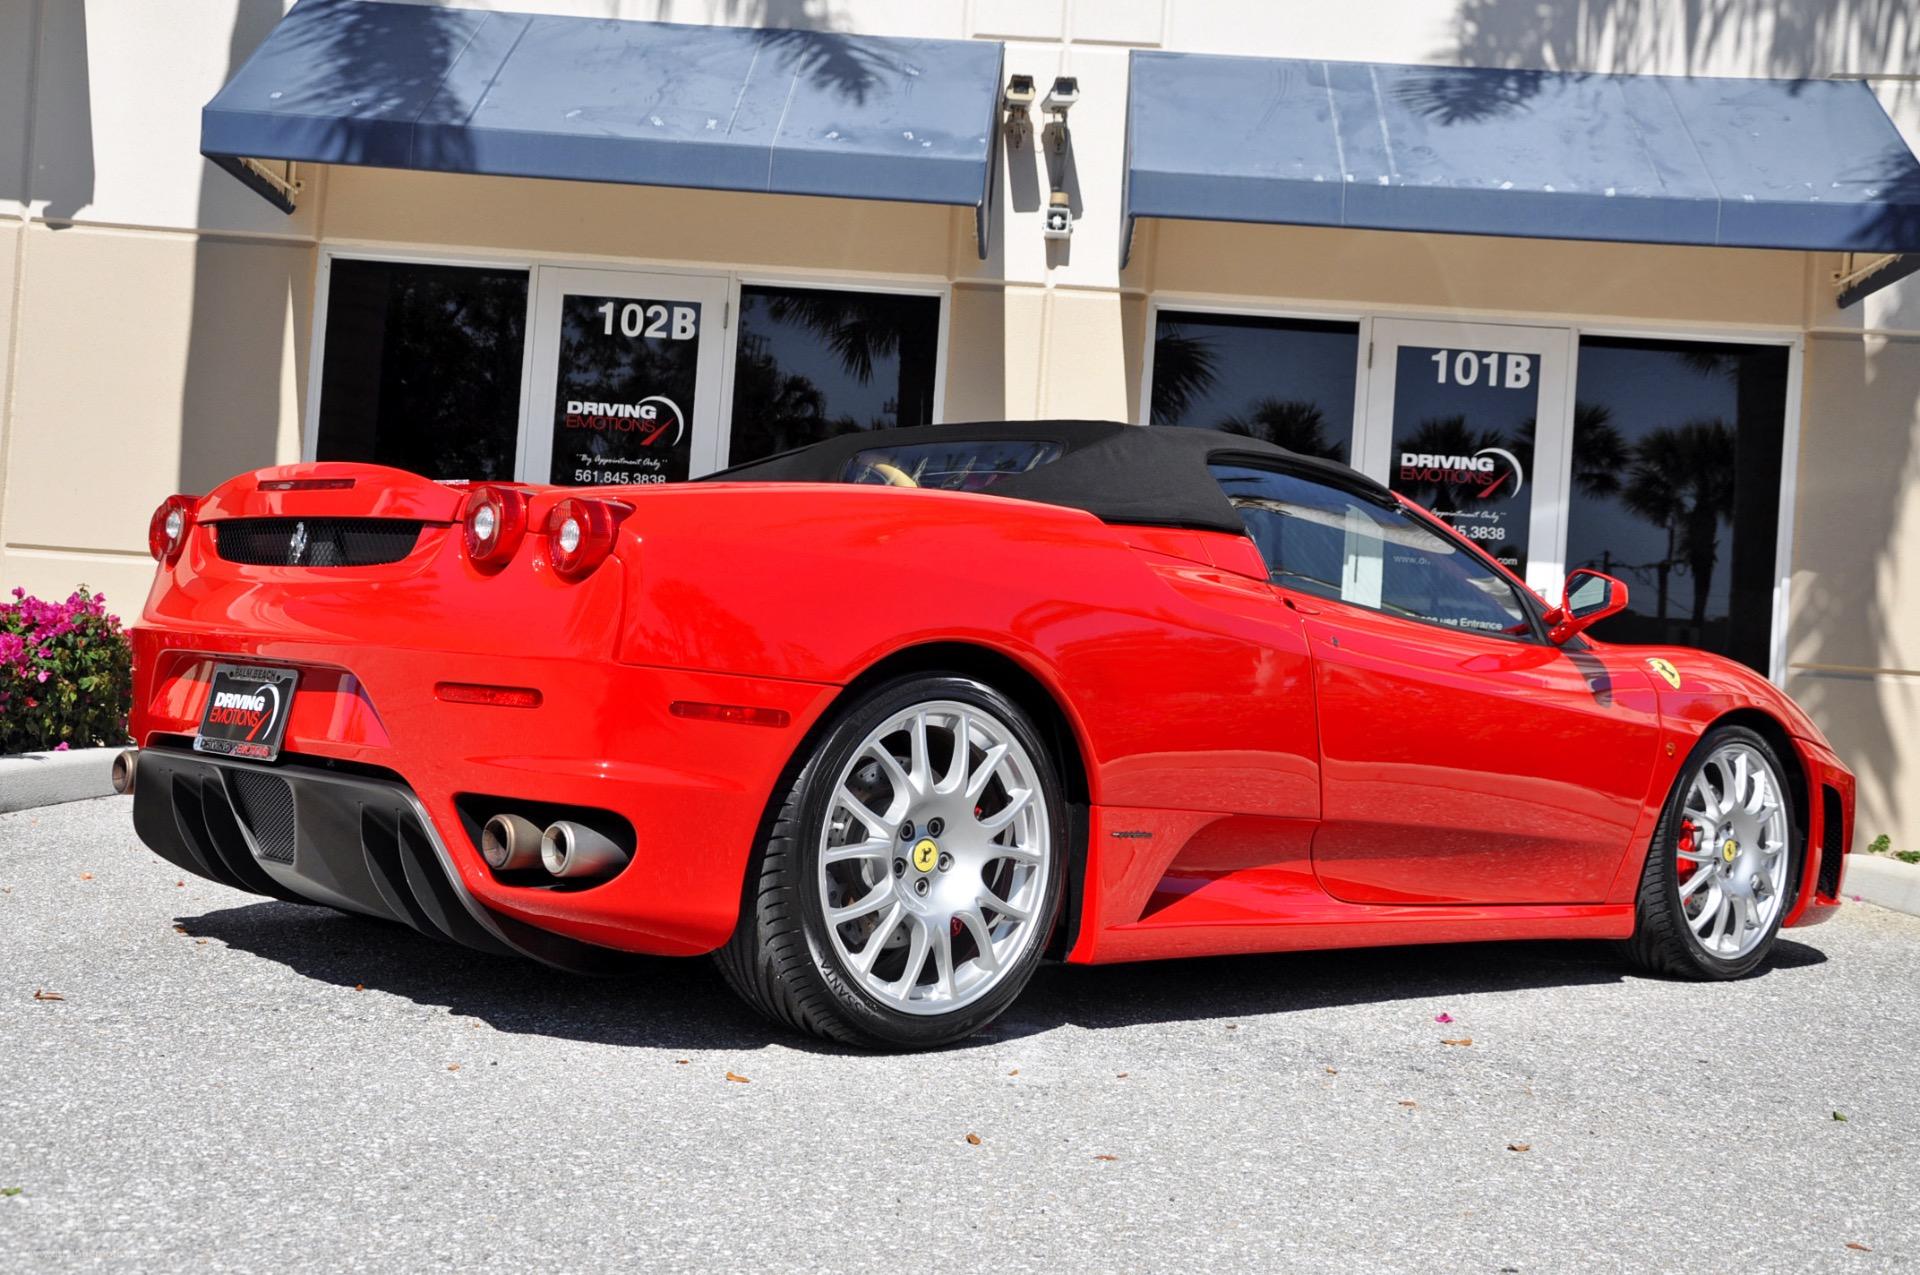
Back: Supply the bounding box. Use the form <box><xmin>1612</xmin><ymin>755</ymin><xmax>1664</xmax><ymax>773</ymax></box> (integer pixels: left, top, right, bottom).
<box><xmin>212</xmin><ymin>518</ymin><xmax>425</xmax><ymax>567</ymax></box>
<box><xmin>1818</xmin><ymin>785</ymin><xmax>1847</xmax><ymax>897</ymax></box>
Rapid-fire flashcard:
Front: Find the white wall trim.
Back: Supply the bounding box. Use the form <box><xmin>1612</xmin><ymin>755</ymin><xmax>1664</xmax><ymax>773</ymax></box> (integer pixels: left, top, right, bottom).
<box><xmin>1773</xmin><ymin>333</ymin><xmax>1807</xmax><ymax>688</ymax></box>
<box><xmin>1143</xmin><ymin>287</ymin><xmax>1807</xmax><ymax>340</ymax></box>
<box><xmin>312</xmin><ymin>235</ymin><xmax>954</xmax><ymax>288</ymax></box>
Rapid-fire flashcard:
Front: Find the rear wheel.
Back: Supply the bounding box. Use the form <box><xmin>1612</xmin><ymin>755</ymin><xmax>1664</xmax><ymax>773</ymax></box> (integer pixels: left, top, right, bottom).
<box><xmin>1624</xmin><ymin>724</ymin><xmax>1798</xmax><ymax>980</ymax></box>
<box><xmin>716</xmin><ymin>674</ymin><xmax>1067</xmax><ymax>1049</ymax></box>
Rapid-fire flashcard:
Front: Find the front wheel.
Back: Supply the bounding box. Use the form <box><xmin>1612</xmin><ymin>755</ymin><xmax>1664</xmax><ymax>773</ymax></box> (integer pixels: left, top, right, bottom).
<box><xmin>717</xmin><ymin>674</ymin><xmax>1067</xmax><ymax>1049</ymax></box>
<box><xmin>1624</xmin><ymin>724</ymin><xmax>1798</xmax><ymax>980</ymax></box>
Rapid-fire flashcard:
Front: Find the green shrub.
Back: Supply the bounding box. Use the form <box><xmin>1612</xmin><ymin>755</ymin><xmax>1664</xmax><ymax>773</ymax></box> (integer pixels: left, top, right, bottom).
<box><xmin>0</xmin><ymin>586</ymin><xmax>133</xmax><ymax>755</ymax></box>
<box><xmin>1864</xmin><ymin>834</ymin><xmax>1920</xmax><ymax>865</ymax></box>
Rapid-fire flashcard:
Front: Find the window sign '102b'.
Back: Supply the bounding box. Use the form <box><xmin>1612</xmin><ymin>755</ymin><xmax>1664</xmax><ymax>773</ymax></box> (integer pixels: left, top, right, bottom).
<box><xmin>597</xmin><ymin>301</ymin><xmax>698</xmax><ymax>342</ymax></box>
<box><xmin>551</xmin><ymin>294</ymin><xmax>704</xmax><ymax>486</ymax></box>
<box><xmin>1388</xmin><ymin>346</ymin><xmax>1540</xmax><ymax>576</ymax></box>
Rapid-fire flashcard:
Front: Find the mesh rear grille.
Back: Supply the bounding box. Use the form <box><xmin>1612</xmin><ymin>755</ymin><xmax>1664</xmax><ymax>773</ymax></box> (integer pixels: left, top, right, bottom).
<box><xmin>1819</xmin><ymin>785</ymin><xmax>1847</xmax><ymax>897</ymax></box>
<box><xmin>212</xmin><ymin>518</ymin><xmax>425</xmax><ymax>567</ymax></box>
<box><xmin>227</xmin><ymin>769</ymin><xmax>297</xmax><ymax>864</ymax></box>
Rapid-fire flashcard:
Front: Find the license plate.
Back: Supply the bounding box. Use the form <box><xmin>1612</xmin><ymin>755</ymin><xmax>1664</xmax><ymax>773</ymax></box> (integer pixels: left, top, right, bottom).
<box><xmin>195</xmin><ymin>663</ymin><xmax>300</xmax><ymax>761</ymax></box>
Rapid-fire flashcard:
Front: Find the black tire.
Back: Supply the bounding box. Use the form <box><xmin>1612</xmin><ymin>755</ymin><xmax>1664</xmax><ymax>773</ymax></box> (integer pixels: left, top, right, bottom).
<box><xmin>715</xmin><ymin>673</ymin><xmax>1068</xmax><ymax>1050</ymax></box>
<box><xmin>1623</xmin><ymin>724</ymin><xmax>1798</xmax><ymax>980</ymax></box>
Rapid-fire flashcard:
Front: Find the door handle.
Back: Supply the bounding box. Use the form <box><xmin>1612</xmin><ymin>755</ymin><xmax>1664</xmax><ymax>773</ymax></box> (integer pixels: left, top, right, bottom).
<box><xmin>1284</xmin><ymin>595</ymin><xmax>1321</xmax><ymax>616</ymax></box>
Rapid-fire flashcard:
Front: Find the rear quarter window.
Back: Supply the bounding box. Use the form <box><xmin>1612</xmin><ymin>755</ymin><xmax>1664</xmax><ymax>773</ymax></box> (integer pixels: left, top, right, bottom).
<box><xmin>843</xmin><ymin>440</ymin><xmax>1064</xmax><ymax>491</ymax></box>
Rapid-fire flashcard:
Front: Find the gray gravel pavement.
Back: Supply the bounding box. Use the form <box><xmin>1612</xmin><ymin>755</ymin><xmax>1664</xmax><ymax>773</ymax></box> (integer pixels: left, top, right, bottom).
<box><xmin>3</xmin><ymin>795</ymin><xmax>1917</xmax><ymax>1272</ymax></box>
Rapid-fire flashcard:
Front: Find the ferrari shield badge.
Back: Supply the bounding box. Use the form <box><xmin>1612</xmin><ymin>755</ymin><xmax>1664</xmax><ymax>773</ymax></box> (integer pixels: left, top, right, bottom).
<box><xmin>1646</xmin><ymin>657</ymin><xmax>1682</xmax><ymax>689</ymax></box>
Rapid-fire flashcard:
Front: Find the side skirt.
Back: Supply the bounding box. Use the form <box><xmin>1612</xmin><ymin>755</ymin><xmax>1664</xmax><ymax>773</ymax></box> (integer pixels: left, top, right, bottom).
<box><xmin>1077</xmin><ymin>903</ymin><xmax>1636</xmax><ymax>964</ymax></box>
<box><xmin>1065</xmin><ymin>804</ymin><xmax>1638</xmax><ymax>964</ymax></box>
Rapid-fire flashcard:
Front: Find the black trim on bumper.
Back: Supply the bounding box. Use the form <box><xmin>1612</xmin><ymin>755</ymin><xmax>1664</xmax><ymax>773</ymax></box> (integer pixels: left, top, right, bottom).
<box><xmin>132</xmin><ymin>747</ymin><xmax>624</xmax><ymax>973</ymax></box>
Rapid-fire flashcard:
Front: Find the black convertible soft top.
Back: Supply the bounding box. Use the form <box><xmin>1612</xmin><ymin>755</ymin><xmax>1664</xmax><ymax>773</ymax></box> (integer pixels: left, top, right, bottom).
<box><xmin>706</xmin><ymin>420</ymin><xmax>1393</xmax><ymax>535</ymax></box>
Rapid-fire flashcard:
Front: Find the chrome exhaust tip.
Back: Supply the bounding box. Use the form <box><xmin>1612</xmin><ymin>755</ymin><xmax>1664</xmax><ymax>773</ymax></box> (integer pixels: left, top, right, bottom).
<box><xmin>111</xmin><ymin>749</ymin><xmax>138</xmax><ymax>796</ymax></box>
<box><xmin>480</xmin><ymin>813</ymin><xmax>545</xmax><ymax>871</ymax></box>
<box><xmin>540</xmin><ymin>820</ymin><xmax>630</xmax><ymax>880</ymax></box>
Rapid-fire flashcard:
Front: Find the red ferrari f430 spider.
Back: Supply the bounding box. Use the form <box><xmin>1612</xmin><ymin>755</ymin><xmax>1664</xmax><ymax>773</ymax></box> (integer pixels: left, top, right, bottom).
<box><xmin>123</xmin><ymin>421</ymin><xmax>1852</xmax><ymax>1048</ymax></box>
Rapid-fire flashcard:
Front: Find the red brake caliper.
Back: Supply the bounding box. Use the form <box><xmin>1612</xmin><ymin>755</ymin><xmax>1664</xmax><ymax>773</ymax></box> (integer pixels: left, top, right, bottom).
<box><xmin>1675</xmin><ymin>819</ymin><xmax>1699</xmax><ymax>882</ymax></box>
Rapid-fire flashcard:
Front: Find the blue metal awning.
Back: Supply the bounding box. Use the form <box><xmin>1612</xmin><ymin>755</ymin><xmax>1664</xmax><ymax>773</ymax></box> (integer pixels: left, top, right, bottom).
<box><xmin>1123</xmin><ymin>53</ymin><xmax>1920</xmax><ymax>299</ymax></box>
<box><xmin>204</xmin><ymin>0</ymin><xmax>1004</xmax><ymax>255</ymax></box>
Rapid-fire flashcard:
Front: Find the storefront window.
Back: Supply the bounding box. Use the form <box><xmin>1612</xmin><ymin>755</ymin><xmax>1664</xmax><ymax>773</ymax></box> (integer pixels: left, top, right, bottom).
<box><xmin>1149</xmin><ymin>312</ymin><xmax>1358</xmax><ymax>462</ymax></box>
<box><xmin>1565</xmin><ymin>337</ymin><xmax>1788</xmax><ymax>672</ymax></box>
<box><xmin>1385</xmin><ymin>345</ymin><xmax>1540</xmax><ymax>578</ymax></box>
<box><xmin>548</xmin><ymin>294</ymin><xmax>704</xmax><ymax>485</ymax></box>
<box><xmin>727</xmin><ymin>285</ymin><xmax>941</xmax><ymax>466</ymax></box>
<box><xmin>315</xmin><ymin>259</ymin><xmax>529</xmax><ymax>481</ymax></box>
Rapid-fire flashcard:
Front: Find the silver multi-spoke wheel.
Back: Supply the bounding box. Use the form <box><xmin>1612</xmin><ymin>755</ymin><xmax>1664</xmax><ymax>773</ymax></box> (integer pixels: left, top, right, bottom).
<box><xmin>817</xmin><ymin>700</ymin><xmax>1051</xmax><ymax>1016</ymax></box>
<box><xmin>1673</xmin><ymin>741</ymin><xmax>1790</xmax><ymax>960</ymax></box>
<box><xmin>718</xmin><ymin>674</ymin><xmax>1065</xmax><ymax>1047</ymax></box>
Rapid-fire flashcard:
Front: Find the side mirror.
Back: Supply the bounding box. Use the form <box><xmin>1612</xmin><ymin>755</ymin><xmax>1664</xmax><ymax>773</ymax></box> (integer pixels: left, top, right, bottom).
<box><xmin>1544</xmin><ymin>569</ymin><xmax>1628</xmax><ymax>644</ymax></box>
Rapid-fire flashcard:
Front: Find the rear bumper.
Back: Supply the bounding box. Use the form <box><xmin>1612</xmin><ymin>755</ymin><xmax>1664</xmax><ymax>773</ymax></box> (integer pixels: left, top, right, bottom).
<box><xmin>132</xmin><ymin>746</ymin><xmax>621</xmax><ymax>970</ymax></box>
<box><xmin>129</xmin><ymin>628</ymin><xmax>840</xmax><ymax>956</ymax></box>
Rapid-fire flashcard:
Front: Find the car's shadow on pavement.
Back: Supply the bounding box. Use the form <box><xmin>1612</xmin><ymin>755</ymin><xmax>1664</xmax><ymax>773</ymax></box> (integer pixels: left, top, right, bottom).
<box><xmin>178</xmin><ymin>900</ymin><xmax>1830</xmax><ymax>1054</ymax></box>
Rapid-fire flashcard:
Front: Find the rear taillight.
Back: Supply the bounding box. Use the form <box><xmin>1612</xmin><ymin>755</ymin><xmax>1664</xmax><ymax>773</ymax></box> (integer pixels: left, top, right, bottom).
<box><xmin>463</xmin><ymin>485</ymin><xmax>530</xmax><ymax>570</ymax></box>
<box><xmin>148</xmin><ymin>495</ymin><xmax>196</xmax><ymax>564</ymax></box>
<box><xmin>545</xmin><ymin>497</ymin><xmax>624</xmax><ymax>581</ymax></box>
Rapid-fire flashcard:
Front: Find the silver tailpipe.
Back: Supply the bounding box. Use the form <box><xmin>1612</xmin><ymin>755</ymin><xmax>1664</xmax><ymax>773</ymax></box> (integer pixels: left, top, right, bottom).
<box><xmin>540</xmin><ymin>820</ymin><xmax>631</xmax><ymax>880</ymax></box>
<box><xmin>112</xmin><ymin>749</ymin><xmax>138</xmax><ymax>796</ymax></box>
<box><xmin>480</xmin><ymin>814</ymin><xmax>545</xmax><ymax>871</ymax></box>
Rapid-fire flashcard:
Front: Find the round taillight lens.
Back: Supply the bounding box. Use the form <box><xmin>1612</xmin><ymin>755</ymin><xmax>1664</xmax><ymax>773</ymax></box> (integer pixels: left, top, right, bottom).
<box><xmin>148</xmin><ymin>495</ymin><xmax>195</xmax><ymax>564</ymax></box>
<box><xmin>546</xmin><ymin>497</ymin><xmax>620</xmax><ymax>580</ymax></box>
<box><xmin>463</xmin><ymin>485</ymin><xmax>529</xmax><ymax>569</ymax></box>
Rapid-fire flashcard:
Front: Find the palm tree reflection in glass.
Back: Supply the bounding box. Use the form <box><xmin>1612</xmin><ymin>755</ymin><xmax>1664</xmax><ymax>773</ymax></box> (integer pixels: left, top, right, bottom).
<box><xmin>1148</xmin><ymin>326</ymin><xmax>1347</xmax><ymax>461</ymax></box>
<box><xmin>729</xmin><ymin>288</ymin><xmax>939</xmax><ymax>464</ymax></box>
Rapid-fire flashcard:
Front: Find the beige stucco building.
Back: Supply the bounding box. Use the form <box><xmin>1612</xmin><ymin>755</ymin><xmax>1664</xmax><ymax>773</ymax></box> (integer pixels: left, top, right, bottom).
<box><xmin>2</xmin><ymin>0</ymin><xmax>1917</xmax><ymax>845</ymax></box>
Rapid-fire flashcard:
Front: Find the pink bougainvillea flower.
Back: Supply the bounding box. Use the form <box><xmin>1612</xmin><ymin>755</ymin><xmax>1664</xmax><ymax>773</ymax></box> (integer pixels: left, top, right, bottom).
<box><xmin>1434</xmin><ymin>1013</ymin><xmax>1454</xmax><ymax>1024</ymax></box>
<box><xmin>54</xmin><ymin>741</ymin><xmax>69</xmax><ymax>751</ymax></box>
<box><xmin>3</xmin><ymin>583</ymin><xmax>130</xmax><ymax>754</ymax></box>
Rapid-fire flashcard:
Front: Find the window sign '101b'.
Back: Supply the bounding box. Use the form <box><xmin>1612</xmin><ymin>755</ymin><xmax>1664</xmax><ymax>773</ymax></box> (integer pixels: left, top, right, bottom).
<box><xmin>552</xmin><ymin>294</ymin><xmax>704</xmax><ymax>486</ymax></box>
<box><xmin>1430</xmin><ymin>349</ymin><xmax>1534</xmax><ymax>390</ymax></box>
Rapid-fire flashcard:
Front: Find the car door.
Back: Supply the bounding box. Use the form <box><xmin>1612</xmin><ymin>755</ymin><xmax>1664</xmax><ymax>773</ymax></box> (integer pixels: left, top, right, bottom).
<box><xmin>1209</xmin><ymin>460</ymin><xmax>1663</xmax><ymax>906</ymax></box>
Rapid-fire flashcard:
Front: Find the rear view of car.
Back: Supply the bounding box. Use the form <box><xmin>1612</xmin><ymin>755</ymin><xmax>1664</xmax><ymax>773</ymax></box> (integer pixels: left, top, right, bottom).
<box><xmin>126</xmin><ymin>466</ymin><xmax>843</xmax><ymax>973</ymax></box>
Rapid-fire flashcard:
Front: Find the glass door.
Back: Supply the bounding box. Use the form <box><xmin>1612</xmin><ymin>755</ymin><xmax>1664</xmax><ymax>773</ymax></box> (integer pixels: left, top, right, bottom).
<box><xmin>522</xmin><ymin>267</ymin><xmax>730</xmax><ymax>485</ymax></box>
<box><xmin>1358</xmin><ymin>319</ymin><xmax>1573</xmax><ymax>599</ymax></box>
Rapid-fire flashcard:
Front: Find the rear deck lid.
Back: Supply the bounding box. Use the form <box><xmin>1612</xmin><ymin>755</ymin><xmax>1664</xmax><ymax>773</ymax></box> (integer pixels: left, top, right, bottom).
<box><xmin>193</xmin><ymin>463</ymin><xmax>474</xmax><ymax>524</ymax></box>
